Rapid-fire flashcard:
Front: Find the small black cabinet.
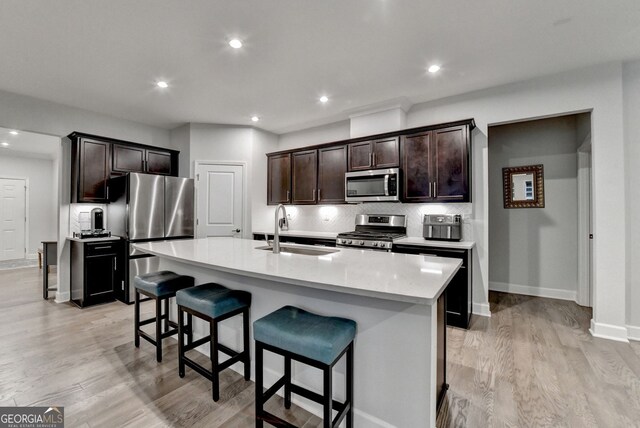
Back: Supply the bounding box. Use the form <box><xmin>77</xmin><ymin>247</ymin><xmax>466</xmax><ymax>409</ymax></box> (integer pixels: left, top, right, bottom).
<box><xmin>393</xmin><ymin>244</ymin><xmax>472</xmax><ymax>329</ymax></box>
<box><xmin>71</xmin><ymin>239</ymin><xmax>123</xmax><ymax>307</ymax></box>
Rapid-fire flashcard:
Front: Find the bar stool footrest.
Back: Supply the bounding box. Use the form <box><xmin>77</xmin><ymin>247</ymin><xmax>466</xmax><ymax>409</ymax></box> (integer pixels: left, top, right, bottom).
<box><xmin>138</xmin><ymin>330</ymin><xmax>157</xmax><ymax>346</ymax></box>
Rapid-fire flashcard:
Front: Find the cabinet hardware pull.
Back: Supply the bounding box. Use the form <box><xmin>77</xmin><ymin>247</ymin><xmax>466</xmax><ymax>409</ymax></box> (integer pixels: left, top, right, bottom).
<box><xmin>369</xmin><ymin>153</ymin><xmax>372</xmax><ymax>167</ymax></box>
<box><xmin>93</xmin><ymin>246</ymin><xmax>111</xmax><ymax>250</ymax></box>
<box><xmin>313</xmin><ymin>189</ymin><xmax>316</xmax><ymax>201</ymax></box>
<box><xmin>286</xmin><ymin>190</ymin><xmax>290</xmax><ymax>202</ymax></box>
<box><xmin>318</xmin><ymin>189</ymin><xmax>321</xmax><ymax>200</ymax></box>
<box><xmin>114</xmin><ymin>257</ymin><xmax>117</xmax><ymax>270</ymax></box>
<box><xmin>106</xmin><ymin>186</ymin><xmax>109</xmax><ymax>200</ymax></box>
<box><xmin>373</xmin><ymin>152</ymin><xmax>376</xmax><ymax>166</ymax></box>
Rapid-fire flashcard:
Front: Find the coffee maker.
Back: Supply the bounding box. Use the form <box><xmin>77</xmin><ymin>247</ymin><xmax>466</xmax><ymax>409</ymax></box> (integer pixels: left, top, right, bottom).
<box><xmin>91</xmin><ymin>208</ymin><xmax>104</xmax><ymax>230</ymax></box>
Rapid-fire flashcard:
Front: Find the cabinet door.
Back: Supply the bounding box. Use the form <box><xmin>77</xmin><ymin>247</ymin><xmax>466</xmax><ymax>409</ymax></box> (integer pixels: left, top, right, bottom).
<box><xmin>401</xmin><ymin>132</ymin><xmax>433</xmax><ymax>202</ymax></box>
<box><xmin>112</xmin><ymin>144</ymin><xmax>145</xmax><ymax>174</ymax></box>
<box><xmin>267</xmin><ymin>153</ymin><xmax>291</xmax><ymax>205</ymax></box>
<box><xmin>348</xmin><ymin>141</ymin><xmax>373</xmax><ymax>171</ymax></box>
<box><xmin>433</xmin><ymin>125</ymin><xmax>469</xmax><ymax>202</ymax></box>
<box><xmin>318</xmin><ymin>145</ymin><xmax>347</xmax><ymax>204</ymax></box>
<box><xmin>146</xmin><ymin>150</ymin><xmax>173</xmax><ymax>175</ymax></box>
<box><xmin>85</xmin><ymin>254</ymin><xmax>115</xmax><ymax>305</ymax></box>
<box><xmin>78</xmin><ymin>139</ymin><xmax>110</xmax><ymax>202</ymax></box>
<box><xmin>372</xmin><ymin>137</ymin><xmax>399</xmax><ymax>168</ymax></box>
<box><xmin>292</xmin><ymin>150</ymin><xmax>318</xmax><ymax>204</ymax></box>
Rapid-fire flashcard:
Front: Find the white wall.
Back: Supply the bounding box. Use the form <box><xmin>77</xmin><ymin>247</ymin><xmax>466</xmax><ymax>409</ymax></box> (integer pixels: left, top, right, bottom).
<box><xmin>0</xmin><ymin>89</ymin><xmax>172</xmax><ymax>302</ymax></box>
<box><xmin>623</xmin><ymin>60</ymin><xmax>640</xmax><ymax>339</ymax></box>
<box><xmin>0</xmin><ymin>154</ymin><xmax>57</xmax><ymax>256</ymax></box>
<box><xmin>488</xmin><ymin>115</ymin><xmax>584</xmax><ymax>301</ymax></box>
<box><xmin>275</xmin><ymin>62</ymin><xmax>628</xmax><ymax>340</ymax></box>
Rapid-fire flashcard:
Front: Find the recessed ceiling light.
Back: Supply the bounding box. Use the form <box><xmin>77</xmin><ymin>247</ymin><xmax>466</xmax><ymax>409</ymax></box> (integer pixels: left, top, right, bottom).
<box><xmin>156</xmin><ymin>81</ymin><xmax>169</xmax><ymax>88</ymax></box>
<box><xmin>229</xmin><ymin>39</ymin><xmax>243</xmax><ymax>49</ymax></box>
<box><xmin>1</xmin><ymin>142</ymin><xmax>9</xmax><ymax>147</ymax></box>
<box><xmin>428</xmin><ymin>65</ymin><xmax>441</xmax><ymax>73</ymax></box>
<box><xmin>319</xmin><ymin>96</ymin><xmax>329</xmax><ymax>103</ymax></box>
<box><xmin>251</xmin><ymin>116</ymin><xmax>260</xmax><ymax>122</ymax></box>
<box><xmin>9</xmin><ymin>130</ymin><xmax>18</xmax><ymax>135</ymax></box>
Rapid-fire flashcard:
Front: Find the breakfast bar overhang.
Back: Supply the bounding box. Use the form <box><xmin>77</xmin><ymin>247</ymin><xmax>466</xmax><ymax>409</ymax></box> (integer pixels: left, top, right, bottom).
<box><xmin>134</xmin><ymin>237</ymin><xmax>461</xmax><ymax>427</ymax></box>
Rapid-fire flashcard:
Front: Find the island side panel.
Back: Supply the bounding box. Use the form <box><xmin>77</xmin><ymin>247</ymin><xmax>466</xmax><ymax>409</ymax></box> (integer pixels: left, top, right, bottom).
<box><xmin>160</xmin><ymin>258</ymin><xmax>438</xmax><ymax>428</ymax></box>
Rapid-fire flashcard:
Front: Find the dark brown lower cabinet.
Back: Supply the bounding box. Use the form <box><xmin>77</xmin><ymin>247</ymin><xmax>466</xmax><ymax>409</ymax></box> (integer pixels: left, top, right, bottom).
<box><xmin>71</xmin><ymin>239</ymin><xmax>122</xmax><ymax>308</ymax></box>
<box><xmin>393</xmin><ymin>244</ymin><xmax>472</xmax><ymax>329</ymax></box>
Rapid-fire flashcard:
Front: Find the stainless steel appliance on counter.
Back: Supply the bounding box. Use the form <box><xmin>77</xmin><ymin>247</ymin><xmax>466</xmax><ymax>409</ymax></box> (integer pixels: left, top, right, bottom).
<box><xmin>108</xmin><ymin>173</ymin><xmax>194</xmax><ymax>303</ymax></box>
<box><xmin>345</xmin><ymin>168</ymin><xmax>400</xmax><ymax>203</ymax></box>
<box><xmin>336</xmin><ymin>214</ymin><xmax>406</xmax><ymax>251</ymax></box>
<box><xmin>423</xmin><ymin>214</ymin><xmax>462</xmax><ymax>241</ymax></box>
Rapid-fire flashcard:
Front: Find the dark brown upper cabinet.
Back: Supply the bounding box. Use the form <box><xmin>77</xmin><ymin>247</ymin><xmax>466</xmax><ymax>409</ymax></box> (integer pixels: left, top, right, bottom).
<box><xmin>401</xmin><ymin>124</ymin><xmax>470</xmax><ymax>202</ymax></box>
<box><xmin>292</xmin><ymin>150</ymin><xmax>318</xmax><ymax>204</ymax></box>
<box><xmin>348</xmin><ymin>137</ymin><xmax>399</xmax><ymax>171</ymax></box>
<box><xmin>267</xmin><ymin>153</ymin><xmax>291</xmax><ymax>205</ymax></box>
<box><xmin>317</xmin><ymin>145</ymin><xmax>347</xmax><ymax>204</ymax></box>
<box><xmin>112</xmin><ymin>144</ymin><xmax>173</xmax><ymax>176</ymax></box>
<box><xmin>69</xmin><ymin>132</ymin><xmax>179</xmax><ymax>204</ymax></box>
<box><xmin>71</xmin><ymin>137</ymin><xmax>111</xmax><ymax>203</ymax></box>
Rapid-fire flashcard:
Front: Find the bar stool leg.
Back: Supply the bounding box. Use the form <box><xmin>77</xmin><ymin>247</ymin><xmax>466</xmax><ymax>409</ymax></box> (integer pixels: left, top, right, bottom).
<box><xmin>210</xmin><ymin>319</ymin><xmax>219</xmax><ymax>401</ymax></box>
<box><xmin>284</xmin><ymin>355</ymin><xmax>292</xmax><ymax>409</ymax></box>
<box><xmin>163</xmin><ymin>298</ymin><xmax>170</xmax><ymax>333</ymax></box>
<box><xmin>255</xmin><ymin>342</ymin><xmax>264</xmax><ymax>428</ymax></box>
<box><xmin>155</xmin><ymin>297</ymin><xmax>162</xmax><ymax>362</ymax></box>
<box><xmin>243</xmin><ymin>308</ymin><xmax>250</xmax><ymax>381</ymax></box>
<box><xmin>178</xmin><ymin>307</ymin><xmax>185</xmax><ymax>378</ymax></box>
<box><xmin>187</xmin><ymin>313</ymin><xmax>193</xmax><ymax>346</ymax></box>
<box><xmin>323</xmin><ymin>365</ymin><xmax>333</xmax><ymax>428</ymax></box>
<box><xmin>134</xmin><ymin>289</ymin><xmax>140</xmax><ymax>348</ymax></box>
<box><xmin>347</xmin><ymin>343</ymin><xmax>354</xmax><ymax>428</ymax></box>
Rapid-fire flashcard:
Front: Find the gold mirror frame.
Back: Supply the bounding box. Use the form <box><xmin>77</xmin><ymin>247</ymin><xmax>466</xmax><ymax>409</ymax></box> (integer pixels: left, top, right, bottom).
<box><xmin>502</xmin><ymin>164</ymin><xmax>545</xmax><ymax>208</ymax></box>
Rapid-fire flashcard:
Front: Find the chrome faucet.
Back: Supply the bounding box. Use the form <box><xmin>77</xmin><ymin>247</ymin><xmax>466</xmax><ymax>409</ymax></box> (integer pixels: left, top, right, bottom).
<box><xmin>273</xmin><ymin>204</ymin><xmax>289</xmax><ymax>254</ymax></box>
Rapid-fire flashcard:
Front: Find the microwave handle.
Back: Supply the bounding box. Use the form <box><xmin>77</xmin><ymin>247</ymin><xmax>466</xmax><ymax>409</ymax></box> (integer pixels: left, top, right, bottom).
<box><xmin>384</xmin><ymin>174</ymin><xmax>390</xmax><ymax>196</ymax></box>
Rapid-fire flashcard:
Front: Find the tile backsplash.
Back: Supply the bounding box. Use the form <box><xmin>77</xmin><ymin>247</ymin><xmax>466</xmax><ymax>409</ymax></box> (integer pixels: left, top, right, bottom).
<box><xmin>70</xmin><ymin>204</ymin><xmax>107</xmax><ymax>234</ymax></box>
<box><xmin>278</xmin><ymin>203</ymin><xmax>473</xmax><ymax>240</ymax></box>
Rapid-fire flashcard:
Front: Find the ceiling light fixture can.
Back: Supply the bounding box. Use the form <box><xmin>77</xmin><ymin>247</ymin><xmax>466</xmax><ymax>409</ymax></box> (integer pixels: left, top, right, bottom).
<box><xmin>157</xmin><ymin>81</ymin><xmax>169</xmax><ymax>88</ymax></box>
<box><xmin>428</xmin><ymin>65</ymin><xmax>441</xmax><ymax>73</ymax></box>
<box><xmin>319</xmin><ymin>95</ymin><xmax>329</xmax><ymax>103</ymax></box>
<box><xmin>229</xmin><ymin>39</ymin><xmax>243</xmax><ymax>49</ymax></box>
<box><xmin>251</xmin><ymin>116</ymin><xmax>260</xmax><ymax>122</ymax></box>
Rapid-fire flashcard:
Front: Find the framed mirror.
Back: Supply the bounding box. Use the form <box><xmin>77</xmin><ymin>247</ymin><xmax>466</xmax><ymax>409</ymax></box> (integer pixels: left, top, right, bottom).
<box><xmin>502</xmin><ymin>164</ymin><xmax>545</xmax><ymax>208</ymax></box>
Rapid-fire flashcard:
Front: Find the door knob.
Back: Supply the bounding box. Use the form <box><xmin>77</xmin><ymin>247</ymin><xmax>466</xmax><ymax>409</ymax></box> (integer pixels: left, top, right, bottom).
<box><xmin>232</xmin><ymin>228</ymin><xmax>241</xmax><ymax>233</ymax></box>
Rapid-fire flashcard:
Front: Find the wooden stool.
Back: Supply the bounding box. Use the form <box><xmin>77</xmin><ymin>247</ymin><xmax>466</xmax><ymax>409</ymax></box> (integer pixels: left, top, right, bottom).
<box><xmin>134</xmin><ymin>271</ymin><xmax>195</xmax><ymax>362</ymax></box>
<box><xmin>176</xmin><ymin>282</ymin><xmax>251</xmax><ymax>402</ymax></box>
<box><xmin>253</xmin><ymin>305</ymin><xmax>356</xmax><ymax>428</ymax></box>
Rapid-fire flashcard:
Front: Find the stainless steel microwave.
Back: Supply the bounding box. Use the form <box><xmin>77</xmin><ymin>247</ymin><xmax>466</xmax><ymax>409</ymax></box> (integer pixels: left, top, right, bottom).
<box><xmin>345</xmin><ymin>168</ymin><xmax>400</xmax><ymax>203</ymax></box>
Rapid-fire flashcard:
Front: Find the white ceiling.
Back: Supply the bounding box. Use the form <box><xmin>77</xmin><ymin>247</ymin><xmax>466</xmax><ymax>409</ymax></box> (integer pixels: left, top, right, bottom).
<box><xmin>0</xmin><ymin>1</ymin><xmax>638</xmax><ymax>134</ymax></box>
<box><xmin>0</xmin><ymin>127</ymin><xmax>59</xmax><ymax>160</ymax></box>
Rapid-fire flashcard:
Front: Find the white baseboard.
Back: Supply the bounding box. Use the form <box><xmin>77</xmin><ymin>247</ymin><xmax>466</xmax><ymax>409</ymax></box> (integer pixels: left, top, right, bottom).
<box><xmin>473</xmin><ymin>302</ymin><xmax>491</xmax><ymax>317</ymax></box>
<box><xmin>627</xmin><ymin>324</ymin><xmax>640</xmax><ymax>342</ymax></box>
<box><xmin>489</xmin><ymin>281</ymin><xmax>577</xmax><ymax>302</ymax></box>
<box><xmin>55</xmin><ymin>291</ymin><xmax>70</xmax><ymax>303</ymax></box>
<box><xmin>589</xmin><ymin>320</ymin><xmax>629</xmax><ymax>343</ymax></box>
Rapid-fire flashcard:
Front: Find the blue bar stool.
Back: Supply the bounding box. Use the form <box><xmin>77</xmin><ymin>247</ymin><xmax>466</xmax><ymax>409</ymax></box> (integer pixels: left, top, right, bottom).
<box><xmin>176</xmin><ymin>283</ymin><xmax>252</xmax><ymax>402</ymax></box>
<box><xmin>134</xmin><ymin>271</ymin><xmax>195</xmax><ymax>362</ymax></box>
<box><xmin>253</xmin><ymin>306</ymin><xmax>356</xmax><ymax>428</ymax></box>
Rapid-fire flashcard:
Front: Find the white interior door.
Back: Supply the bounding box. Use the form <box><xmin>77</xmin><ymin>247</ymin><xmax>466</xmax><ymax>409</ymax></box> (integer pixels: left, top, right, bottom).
<box><xmin>0</xmin><ymin>178</ymin><xmax>26</xmax><ymax>261</ymax></box>
<box><xmin>195</xmin><ymin>163</ymin><xmax>244</xmax><ymax>238</ymax></box>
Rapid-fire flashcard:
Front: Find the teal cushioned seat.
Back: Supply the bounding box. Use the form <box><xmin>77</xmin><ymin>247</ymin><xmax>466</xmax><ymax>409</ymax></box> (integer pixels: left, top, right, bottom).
<box><xmin>176</xmin><ymin>283</ymin><xmax>251</xmax><ymax>319</ymax></box>
<box><xmin>253</xmin><ymin>306</ymin><xmax>356</xmax><ymax>365</ymax></box>
<box><xmin>134</xmin><ymin>271</ymin><xmax>195</xmax><ymax>297</ymax></box>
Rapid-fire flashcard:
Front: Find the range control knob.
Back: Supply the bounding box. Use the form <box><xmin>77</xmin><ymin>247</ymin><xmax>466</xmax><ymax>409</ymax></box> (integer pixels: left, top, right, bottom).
<box><xmin>359</xmin><ymin>240</ymin><xmax>365</xmax><ymax>246</ymax></box>
<box><xmin>347</xmin><ymin>240</ymin><xmax>352</xmax><ymax>245</ymax></box>
<box><xmin>373</xmin><ymin>242</ymin><xmax>379</xmax><ymax>247</ymax></box>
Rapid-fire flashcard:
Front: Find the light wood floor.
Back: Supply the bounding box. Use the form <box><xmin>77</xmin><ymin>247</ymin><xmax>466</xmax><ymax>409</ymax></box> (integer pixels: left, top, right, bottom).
<box><xmin>2</xmin><ymin>268</ymin><xmax>639</xmax><ymax>427</ymax></box>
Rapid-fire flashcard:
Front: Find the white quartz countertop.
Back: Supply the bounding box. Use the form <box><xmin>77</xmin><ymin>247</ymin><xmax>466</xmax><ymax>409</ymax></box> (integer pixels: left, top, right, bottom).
<box><xmin>253</xmin><ymin>230</ymin><xmax>475</xmax><ymax>249</ymax></box>
<box><xmin>253</xmin><ymin>229</ymin><xmax>339</xmax><ymax>239</ymax></box>
<box><xmin>394</xmin><ymin>237</ymin><xmax>476</xmax><ymax>250</ymax></box>
<box><xmin>134</xmin><ymin>237</ymin><xmax>461</xmax><ymax>305</ymax></box>
<box><xmin>67</xmin><ymin>236</ymin><xmax>121</xmax><ymax>243</ymax></box>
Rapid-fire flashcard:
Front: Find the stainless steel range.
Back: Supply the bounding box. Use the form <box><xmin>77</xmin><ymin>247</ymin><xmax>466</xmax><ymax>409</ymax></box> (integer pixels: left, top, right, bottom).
<box><xmin>336</xmin><ymin>214</ymin><xmax>407</xmax><ymax>251</ymax></box>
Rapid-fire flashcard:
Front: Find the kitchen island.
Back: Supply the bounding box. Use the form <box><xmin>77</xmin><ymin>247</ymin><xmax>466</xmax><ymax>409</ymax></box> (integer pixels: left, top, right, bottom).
<box><xmin>134</xmin><ymin>237</ymin><xmax>461</xmax><ymax>427</ymax></box>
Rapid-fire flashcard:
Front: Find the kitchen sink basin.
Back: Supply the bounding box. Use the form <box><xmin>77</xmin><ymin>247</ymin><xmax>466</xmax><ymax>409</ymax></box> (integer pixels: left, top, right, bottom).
<box><xmin>255</xmin><ymin>245</ymin><xmax>339</xmax><ymax>256</ymax></box>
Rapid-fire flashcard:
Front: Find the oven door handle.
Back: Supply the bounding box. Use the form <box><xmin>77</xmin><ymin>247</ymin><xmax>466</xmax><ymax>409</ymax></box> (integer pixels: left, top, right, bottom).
<box><xmin>384</xmin><ymin>174</ymin><xmax>390</xmax><ymax>196</ymax></box>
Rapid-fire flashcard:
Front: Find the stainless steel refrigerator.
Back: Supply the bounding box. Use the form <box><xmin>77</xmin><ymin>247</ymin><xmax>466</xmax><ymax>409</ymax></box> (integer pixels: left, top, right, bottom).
<box><xmin>108</xmin><ymin>173</ymin><xmax>194</xmax><ymax>303</ymax></box>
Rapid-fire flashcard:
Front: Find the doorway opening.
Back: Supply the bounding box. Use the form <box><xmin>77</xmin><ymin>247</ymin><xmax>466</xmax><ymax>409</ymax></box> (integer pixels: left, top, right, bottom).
<box><xmin>487</xmin><ymin>112</ymin><xmax>592</xmax><ymax>307</ymax></box>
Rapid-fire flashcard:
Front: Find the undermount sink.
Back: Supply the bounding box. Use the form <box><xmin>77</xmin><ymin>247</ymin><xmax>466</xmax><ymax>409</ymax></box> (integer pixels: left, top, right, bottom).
<box><xmin>255</xmin><ymin>245</ymin><xmax>339</xmax><ymax>256</ymax></box>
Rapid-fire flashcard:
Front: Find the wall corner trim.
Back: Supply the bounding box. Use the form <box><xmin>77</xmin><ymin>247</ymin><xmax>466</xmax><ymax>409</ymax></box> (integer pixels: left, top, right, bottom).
<box><xmin>473</xmin><ymin>302</ymin><xmax>491</xmax><ymax>317</ymax></box>
<box><xmin>627</xmin><ymin>324</ymin><xmax>640</xmax><ymax>342</ymax></box>
<box><xmin>589</xmin><ymin>320</ymin><xmax>630</xmax><ymax>343</ymax></box>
